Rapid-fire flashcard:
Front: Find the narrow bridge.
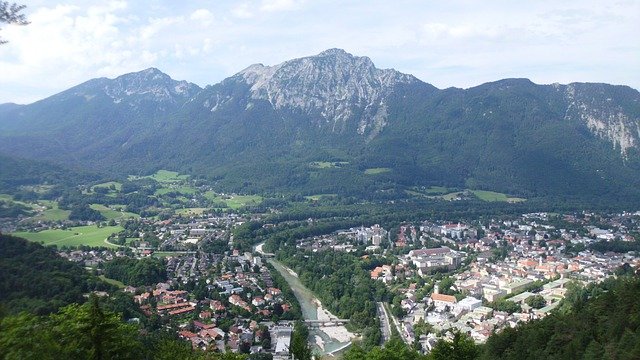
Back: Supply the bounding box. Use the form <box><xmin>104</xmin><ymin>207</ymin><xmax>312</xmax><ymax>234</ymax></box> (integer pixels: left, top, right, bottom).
<box><xmin>304</xmin><ymin>319</ymin><xmax>350</xmax><ymax>327</ymax></box>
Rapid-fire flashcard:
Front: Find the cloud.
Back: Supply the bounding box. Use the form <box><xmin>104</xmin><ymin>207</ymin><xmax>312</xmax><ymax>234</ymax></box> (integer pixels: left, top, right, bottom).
<box><xmin>190</xmin><ymin>8</ymin><xmax>214</xmax><ymax>25</ymax></box>
<box><xmin>0</xmin><ymin>0</ymin><xmax>638</xmax><ymax>104</ymax></box>
<box><xmin>260</xmin><ymin>0</ymin><xmax>301</xmax><ymax>12</ymax></box>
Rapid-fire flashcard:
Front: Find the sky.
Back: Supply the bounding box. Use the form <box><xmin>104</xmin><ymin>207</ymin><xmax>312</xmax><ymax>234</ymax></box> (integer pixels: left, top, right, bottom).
<box><xmin>1</xmin><ymin>0</ymin><xmax>638</xmax><ymax>104</ymax></box>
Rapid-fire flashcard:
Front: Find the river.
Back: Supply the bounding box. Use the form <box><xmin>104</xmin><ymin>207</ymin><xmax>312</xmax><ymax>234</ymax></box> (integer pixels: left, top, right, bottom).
<box><xmin>267</xmin><ymin>257</ymin><xmax>354</xmax><ymax>355</ymax></box>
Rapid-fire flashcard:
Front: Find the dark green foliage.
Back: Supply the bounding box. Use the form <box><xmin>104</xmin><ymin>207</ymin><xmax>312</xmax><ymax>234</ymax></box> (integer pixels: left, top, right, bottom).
<box><xmin>481</xmin><ymin>276</ymin><xmax>640</xmax><ymax>360</ymax></box>
<box><xmin>589</xmin><ymin>239</ymin><xmax>640</xmax><ymax>253</ymax></box>
<box><xmin>69</xmin><ymin>203</ymin><xmax>105</xmax><ymax>221</ymax></box>
<box><xmin>0</xmin><ymin>200</ymin><xmax>31</xmax><ymax>217</ymax></box>
<box><xmin>0</xmin><ymin>235</ymin><xmax>112</xmax><ymax>315</ymax></box>
<box><xmin>488</xmin><ymin>299</ymin><xmax>522</xmax><ymax>314</ymax></box>
<box><xmin>430</xmin><ymin>331</ymin><xmax>480</xmax><ymax>360</ymax></box>
<box><xmin>0</xmin><ymin>296</ymin><xmax>210</xmax><ymax>360</ymax></box>
<box><xmin>102</xmin><ymin>257</ymin><xmax>167</xmax><ymax>287</ymax></box>
<box><xmin>290</xmin><ymin>321</ymin><xmax>312</xmax><ymax>360</ymax></box>
<box><xmin>265</xmin><ymin>262</ymin><xmax>302</xmax><ymax>320</ymax></box>
<box><xmin>525</xmin><ymin>295</ymin><xmax>546</xmax><ymax>309</ymax></box>
<box><xmin>278</xmin><ymin>250</ymin><xmax>388</xmax><ymax>331</ymax></box>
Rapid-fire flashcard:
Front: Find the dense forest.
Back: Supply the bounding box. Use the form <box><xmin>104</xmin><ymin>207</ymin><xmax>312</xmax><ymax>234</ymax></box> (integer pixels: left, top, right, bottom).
<box><xmin>102</xmin><ymin>257</ymin><xmax>167</xmax><ymax>287</ymax></box>
<box><xmin>0</xmin><ymin>235</ymin><xmax>112</xmax><ymax>315</ymax></box>
<box><xmin>0</xmin><ymin>295</ymin><xmax>270</xmax><ymax>360</ymax></box>
<box><xmin>480</xmin><ymin>275</ymin><xmax>640</xmax><ymax>360</ymax></box>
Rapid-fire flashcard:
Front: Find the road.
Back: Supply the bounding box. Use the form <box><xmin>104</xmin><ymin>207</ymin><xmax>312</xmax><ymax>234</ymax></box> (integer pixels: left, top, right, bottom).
<box><xmin>383</xmin><ymin>302</ymin><xmax>410</xmax><ymax>344</ymax></box>
<box><xmin>377</xmin><ymin>302</ymin><xmax>392</xmax><ymax>344</ymax></box>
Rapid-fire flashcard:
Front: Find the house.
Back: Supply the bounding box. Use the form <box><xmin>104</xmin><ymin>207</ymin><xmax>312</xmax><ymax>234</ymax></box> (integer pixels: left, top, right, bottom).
<box><xmin>430</xmin><ymin>293</ymin><xmax>457</xmax><ymax>311</ymax></box>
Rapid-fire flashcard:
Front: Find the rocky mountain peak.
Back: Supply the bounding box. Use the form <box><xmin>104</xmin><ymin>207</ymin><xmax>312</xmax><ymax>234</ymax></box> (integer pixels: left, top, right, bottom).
<box><xmin>232</xmin><ymin>49</ymin><xmax>419</xmax><ymax>139</ymax></box>
<box><xmin>102</xmin><ymin>68</ymin><xmax>201</xmax><ymax>104</ymax></box>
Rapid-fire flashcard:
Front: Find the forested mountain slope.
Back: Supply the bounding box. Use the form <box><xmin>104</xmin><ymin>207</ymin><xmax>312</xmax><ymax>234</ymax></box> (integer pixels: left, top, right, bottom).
<box><xmin>1</xmin><ymin>49</ymin><xmax>639</xmax><ymax>202</ymax></box>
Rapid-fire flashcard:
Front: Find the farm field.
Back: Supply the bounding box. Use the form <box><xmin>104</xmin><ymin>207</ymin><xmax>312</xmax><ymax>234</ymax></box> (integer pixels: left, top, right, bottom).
<box><xmin>364</xmin><ymin>167</ymin><xmax>391</xmax><ymax>175</ymax></box>
<box><xmin>13</xmin><ymin>225</ymin><xmax>123</xmax><ymax>248</ymax></box>
<box><xmin>89</xmin><ymin>204</ymin><xmax>139</xmax><ymax>220</ymax></box>
<box><xmin>437</xmin><ymin>190</ymin><xmax>526</xmax><ymax>202</ymax></box>
<box><xmin>471</xmin><ymin>190</ymin><xmax>526</xmax><ymax>202</ymax></box>
<box><xmin>175</xmin><ymin>207</ymin><xmax>208</xmax><ymax>216</ymax></box>
<box><xmin>204</xmin><ymin>192</ymin><xmax>263</xmax><ymax>209</ymax></box>
<box><xmin>309</xmin><ymin>161</ymin><xmax>349</xmax><ymax>169</ymax></box>
<box><xmin>130</xmin><ymin>170</ymin><xmax>189</xmax><ymax>183</ymax></box>
<box><xmin>155</xmin><ymin>185</ymin><xmax>197</xmax><ymax>196</ymax></box>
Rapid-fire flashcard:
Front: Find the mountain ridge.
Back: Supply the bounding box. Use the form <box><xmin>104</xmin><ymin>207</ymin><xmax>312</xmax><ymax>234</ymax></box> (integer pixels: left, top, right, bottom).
<box><xmin>1</xmin><ymin>49</ymin><xmax>639</xmax><ymax>202</ymax></box>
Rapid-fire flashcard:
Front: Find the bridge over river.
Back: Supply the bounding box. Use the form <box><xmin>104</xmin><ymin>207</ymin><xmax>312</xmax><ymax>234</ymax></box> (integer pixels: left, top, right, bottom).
<box><xmin>304</xmin><ymin>319</ymin><xmax>350</xmax><ymax>328</ymax></box>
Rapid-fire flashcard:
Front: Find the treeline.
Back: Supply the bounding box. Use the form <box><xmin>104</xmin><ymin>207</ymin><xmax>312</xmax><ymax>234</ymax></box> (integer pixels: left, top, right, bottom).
<box><xmin>0</xmin><ymin>200</ymin><xmax>31</xmax><ymax>218</ymax></box>
<box><xmin>481</xmin><ymin>275</ymin><xmax>640</xmax><ymax>360</ymax></box>
<box><xmin>265</xmin><ymin>262</ymin><xmax>302</xmax><ymax>320</ymax></box>
<box><xmin>0</xmin><ymin>235</ymin><xmax>113</xmax><ymax>315</ymax></box>
<box><xmin>68</xmin><ymin>203</ymin><xmax>105</xmax><ymax>221</ymax></box>
<box><xmin>343</xmin><ymin>333</ymin><xmax>479</xmax><ymax>360</ymax></box>
<box><xmin>276</xmin><ymin>248</ymin><xmax>388</xmax><ymax>349</ymax></box>
<box><xmin>589</xmin><ymin>239</ymin><xmax>640</xmax><ymax>253</ymax></box>
<box><xmin>102</xmin><ymin>257</ymin><xmax>167</xmax><ymax>287</ymax></box>
<box><xmin>0</xmin><ymin>296</ymin><xmax>268</xmax><ymax>360</ymax></box>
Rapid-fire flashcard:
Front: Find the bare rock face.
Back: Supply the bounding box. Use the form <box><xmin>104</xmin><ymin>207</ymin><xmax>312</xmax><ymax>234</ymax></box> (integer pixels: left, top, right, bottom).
<box><xmin>563</xmin><ymin>83</ymin><xmax>640</xmax><ymax>159</ymax></box>
<box><xmin>235</xmin><ymin>49</ymin><xmax>419</xmax><ymax>140</ymax></box>
<box><xmin>71</xmin><ymin>68</ymin><xmax>201</xmax><ymax>109</ymax></box>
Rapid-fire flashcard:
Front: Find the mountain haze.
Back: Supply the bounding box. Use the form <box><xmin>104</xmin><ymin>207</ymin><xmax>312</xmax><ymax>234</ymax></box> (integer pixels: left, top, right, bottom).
<box><xmin>1</xmin><ymin>49</ymin><xmax>639</xmax><ymax>202</ymax></box>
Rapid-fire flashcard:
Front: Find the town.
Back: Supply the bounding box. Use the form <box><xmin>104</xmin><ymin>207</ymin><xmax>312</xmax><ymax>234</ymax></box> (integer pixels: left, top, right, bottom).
<box><xmin>5</xmin><ymin>191</ymin><xmax>637</xmax><ymax>359</ymax></box>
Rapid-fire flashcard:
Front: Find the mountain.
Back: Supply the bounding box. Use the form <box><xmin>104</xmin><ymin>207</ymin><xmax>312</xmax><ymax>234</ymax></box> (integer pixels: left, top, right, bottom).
<box><xmin>1</xmin><ymin>49</ymin><xmax>639</xmax><ymax>202</ymax></box>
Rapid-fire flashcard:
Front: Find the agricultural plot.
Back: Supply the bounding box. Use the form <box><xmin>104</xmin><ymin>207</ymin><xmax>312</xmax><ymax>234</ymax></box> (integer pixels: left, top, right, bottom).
<box><xmin>13</xmin><ymin>225</ymin><xmax>124</xmax><ymax>248</ymax></box>
<box><xmin>309</xmin><ymin>161</ymin><xmax>349</xmax><ymax>169</ymax></box>
<box><xmin>130</xmin><ymin>170</ymin><xmax>189</xmax><ymax>183</ymax></box>
<box><xmin>89</xmin><ymin>204</ymin><xmax>139</xmax><ymax>220</ymax></box>
<box><xmin>364</xmin><ymin>167</ymin><xmax>392</xmax><ymax>175</ymax></box>
<box><xmin>204</xmin><ymin>192</ymin><xmax>263</xmax><ymax>209</ymax></box>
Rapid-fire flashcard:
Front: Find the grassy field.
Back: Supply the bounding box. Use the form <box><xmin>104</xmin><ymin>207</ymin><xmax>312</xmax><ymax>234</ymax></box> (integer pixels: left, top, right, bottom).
<box><xmin>13</xmin><ymin>225</ymin><xmax>123</xmax><ymax>248</ymax></box>
<box><xmin>436</xmin><ymin>189</ymin><xmax>526</xmax><ymax>202</ymax></box>
<box><xmin>17</xmin><ymin>185</ymin><xmax>54</xmax><ymax>194</ymax></box>
<box><xmin>99</xmin><ymin>275</ymin><xmax>126</xmax><ymax>288</ymax></box>
<box><xmin>425</xmin><ymin>186</ymin><xmax>450</xmax><ymax>194</ymax></box>
<box><xmin>305</xmin><ymin>194</ymin><xmax>338</xmax><ymax>201</ymax></box>
<box><xmin>89</xmin><ymin>204</ymin><xmax>139</xmax><ymax>220</ymax></box>
<box><xmin>471</xmin><ymin>190</ymin><xmax>526</xmax><ymax>202</ymax></box>
<box><xmin>155</xmin><ymin>185</ymin><xmax>197</xmax><ymax>196</ymax></box>
<box><xmin>175</xmin><ymin>207</ymin><xmax>208</xmax><ymax>216</ymax></box>
<box><xmin>309</xmin><ymin>161</ymin><xmax>349</xmax><ymax>169</ymax></box>
<box><xmin>204</xmin><ymin>192</ymin><xmax>263</xmax><ymax>209</ymax></box>
<box><xmin>33</xmin><ymin>201</ymin><xmax>70</xmax><ymax>221</ymax></box>
<box><xmin>91</xmin><ymin>181</ymin><xmax>122</xmax><ymax>191</ymax></box>
<box><xmin>130</xmin><ymin>170</ymin><xmax>189</xmax><ymax>183</ymax></box>
<box><xmin>364</xmin><ymin>167</ymin><xmax>392</xmax><ymax>175</ymax></box>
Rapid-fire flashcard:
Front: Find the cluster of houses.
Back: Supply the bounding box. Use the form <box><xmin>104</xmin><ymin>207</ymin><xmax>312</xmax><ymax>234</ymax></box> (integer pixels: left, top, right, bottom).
<box><xmin>374</xmin><ymin>212</ymin><xmax>640</xmax><ymax>351</ymax></box>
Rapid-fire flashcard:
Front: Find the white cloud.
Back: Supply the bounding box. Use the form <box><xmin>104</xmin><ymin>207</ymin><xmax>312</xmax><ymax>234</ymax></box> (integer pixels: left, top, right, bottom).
<box><xmin>190</xmin><ymin>8</ymin><xmax>214</xmax><ymax>25</ymax></box>
<box><xmin>0</xmin><ymin>0</ymin><xmax>638</xmax><ymax>103</ymax></box>
<box><xmin>232</xmin><ymin>3</ymin><xmax>254</xmax><ymax>19</ymax></box>
<box><xmin>260</xmin><ymin>0</ymin><xmax>301</xmax><ymax>12</ymax></box>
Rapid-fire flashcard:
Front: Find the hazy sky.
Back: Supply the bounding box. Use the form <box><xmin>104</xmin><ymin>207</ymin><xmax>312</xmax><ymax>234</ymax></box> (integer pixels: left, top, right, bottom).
<box><xmin>1</xmin><ymin>0</ymin><xmax>638</xmax><ymax>104</ymax></box>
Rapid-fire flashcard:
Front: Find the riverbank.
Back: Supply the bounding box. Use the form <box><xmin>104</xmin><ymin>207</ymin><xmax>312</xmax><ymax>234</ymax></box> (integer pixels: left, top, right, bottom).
<box><xmin>315</xmin><ymin>300</ymin><xmax>355</xmax><ymax>343</ymax></box>
<box><xmin>268</xmin><ymin>258</ymin><xmax>355</xmax><ymax>354</ymax></box>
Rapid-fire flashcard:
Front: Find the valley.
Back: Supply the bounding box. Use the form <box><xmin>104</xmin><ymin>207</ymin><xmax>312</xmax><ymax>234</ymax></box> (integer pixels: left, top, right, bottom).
<box><xmin>1</xmin><ymin>49</ymin><xmax>639</xmax><ymax>360</ymax></box>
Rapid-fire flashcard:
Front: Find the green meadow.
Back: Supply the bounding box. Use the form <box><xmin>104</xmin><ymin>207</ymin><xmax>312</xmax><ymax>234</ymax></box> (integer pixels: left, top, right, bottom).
<box><xmin>204</xmin><ymin>192</ymin><xmax>263</xmax><ymax>209</ymax></box>
<box><xmin>89</xmin><ymin>204</ymin><xmax>139</xmax><ymax>220</ymax></box>
<box><xmin>364</xmin><ymin>167</ymin><xmax>392</xmax><ymax>175</ymax></box>
<box><xmin>13</xmin><ymin>225</ymin><xmax>124</xmax><ymax>248</ymax></box>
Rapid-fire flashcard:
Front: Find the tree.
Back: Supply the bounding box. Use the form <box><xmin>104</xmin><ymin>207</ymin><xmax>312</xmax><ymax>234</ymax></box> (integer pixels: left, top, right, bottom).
<box><xmin>525</xmin><ymin>295</ymin><xmax>546</xmax><ymax>309</ymax></box>
<box><xmin>0</xmin><ymin>2</ymin><xmax>28</xmax><ymax>44</ymax></box>
<box><xmin>429</xmin><ymin>331</ymin><xmax>479</xmax><ymax>360</ymax></box>
<box><xmin>290</xmin><ymin>321</ymin><xmax>311</xmax><ymax>360</ymax></box>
